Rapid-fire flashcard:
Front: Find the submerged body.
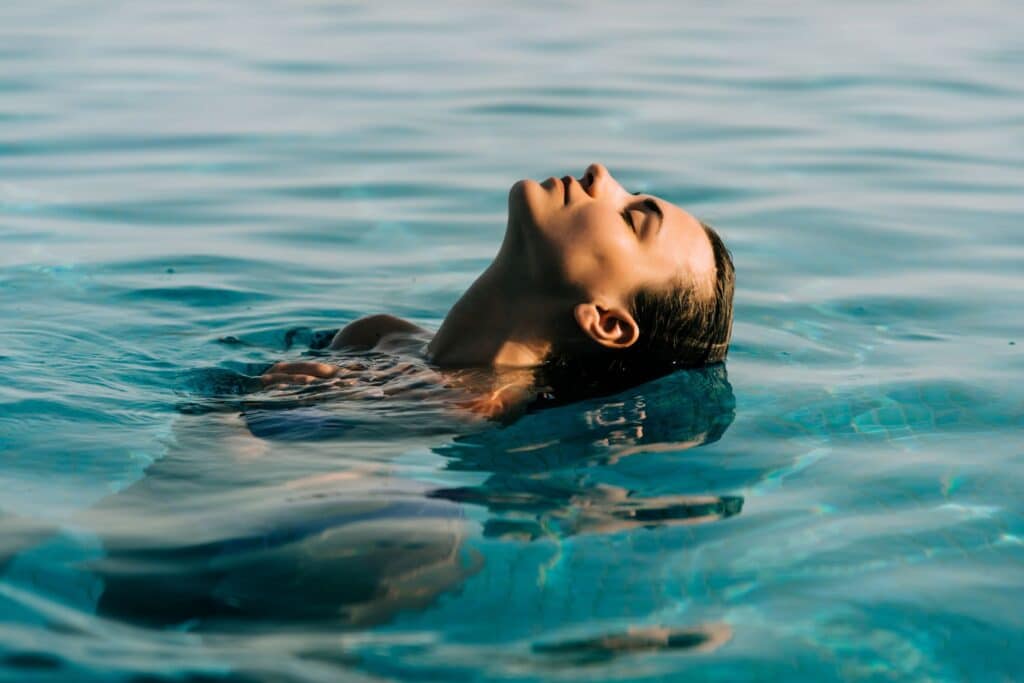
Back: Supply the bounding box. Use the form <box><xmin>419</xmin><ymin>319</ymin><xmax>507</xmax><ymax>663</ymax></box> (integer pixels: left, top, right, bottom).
<box><xmin>260</xmin><ymin>314</ymin><xmax>538</xmax><ymax>420</ymax></box>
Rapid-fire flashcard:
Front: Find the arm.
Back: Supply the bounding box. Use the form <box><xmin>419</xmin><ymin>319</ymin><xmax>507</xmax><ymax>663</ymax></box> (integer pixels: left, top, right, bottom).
<box><xmin>261</xmin><ymin>315</ymin><xmax>426</xmax><ymax>388</ymax></box>
<box><xmin>328</xmin><ymin>314</ymin><xmax>427</xmax><ymax>350</ymax></box>
<box><xmin>259</xmin><ymin>316</ymin><xmax>533</xmax><ymax>422</ymax></box>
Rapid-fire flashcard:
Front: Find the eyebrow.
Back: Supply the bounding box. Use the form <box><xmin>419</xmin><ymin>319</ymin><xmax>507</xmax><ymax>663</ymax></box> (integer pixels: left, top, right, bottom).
<box><xmin>644</xmin><ymin>198</ymin><xmax>664</xmax><ymax>223</ymax></box>
<box><xmin>631</xmin><ymin>192</ymin><xmax>664</xmax><ymax>226</ymax></box>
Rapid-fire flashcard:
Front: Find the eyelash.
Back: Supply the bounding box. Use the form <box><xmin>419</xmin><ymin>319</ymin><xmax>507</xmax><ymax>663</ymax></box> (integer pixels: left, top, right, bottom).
<box><xmin>621</xmin><ymin>209</ymin><xmax>636</xmax><ymax>232</ymax></box>
<box><xmin>622</xmin><ymin>204</ymin><xmax>649</xmax><ymax>233</ymax></box>
<box><xmin>622</xmin><ymin>191</ymin><xmax>658</xmax><ymax>233</ymax></box>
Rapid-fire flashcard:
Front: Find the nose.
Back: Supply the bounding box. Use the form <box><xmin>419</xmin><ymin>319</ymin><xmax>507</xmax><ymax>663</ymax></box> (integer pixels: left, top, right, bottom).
<box><xmin>581</xmin><ymin>162</ymin><xmax>617</xmax><ymax>198</ymax></box>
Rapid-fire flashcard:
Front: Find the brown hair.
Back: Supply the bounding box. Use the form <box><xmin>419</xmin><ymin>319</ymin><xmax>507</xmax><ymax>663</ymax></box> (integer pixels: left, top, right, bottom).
<box><xmin>535</xmin><ymin>222</ymin><xmax>735</xmax><ymax>406</ymax></box>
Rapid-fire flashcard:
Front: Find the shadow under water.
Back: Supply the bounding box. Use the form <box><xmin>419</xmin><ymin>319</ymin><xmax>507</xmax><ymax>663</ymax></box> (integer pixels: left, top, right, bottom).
<box><xmin>3</xmin><ymin>359</ymin><xmax>740</xmax><ymax>670</ymax></box>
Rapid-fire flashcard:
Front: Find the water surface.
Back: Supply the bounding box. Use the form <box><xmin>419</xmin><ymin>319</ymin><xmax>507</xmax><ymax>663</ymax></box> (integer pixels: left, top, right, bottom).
<box><xmin>1</xmin><ymin>1</ymin><xmax>1022</xmax><ymax>681</ymax></box>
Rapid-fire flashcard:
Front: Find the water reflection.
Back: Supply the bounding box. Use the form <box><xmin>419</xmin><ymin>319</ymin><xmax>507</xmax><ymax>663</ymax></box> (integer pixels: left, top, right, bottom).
<box><xmin>533</xmin><ymin>623</ymin><xmax>733</xmax><ymax>665</ymax></box>
<box><xmin>81</xmin><ymin>415</ymin><xmax>478</xmax><ymax>630</ymax></box>
<box><xmin>433</xmin><ymin>364</ymin><xmax>740</xmax><ymax>539</ymax></box>
<box><xmin>441</xmin><ymin>363</ymin><xmax>736</xmax><ymax>473</ymax></box>
<box><xmin>20</xmin><ymin>364</ymin><xmax>738</xmax><ymax>644</ymax></box>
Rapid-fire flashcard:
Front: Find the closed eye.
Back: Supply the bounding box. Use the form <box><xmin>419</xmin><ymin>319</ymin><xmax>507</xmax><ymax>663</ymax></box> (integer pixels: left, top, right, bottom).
<box><xmin>622</xmin><ymin>196</ymin><xmax>663</xmax><ymax>235</ymax></box>
<box><xmin>631</xmin><ymin>193</ymin><xmax>664</xmax><ymax>222</ymax></box>
<box><xmin>622</xmin><ymin>207</ymin><xmax>648</xmax><ymax>234</ymax></box>
<box><xmin>621</xmin><ymin>208</ymin><xmax>637</xmax><ymax>232</ymax></box>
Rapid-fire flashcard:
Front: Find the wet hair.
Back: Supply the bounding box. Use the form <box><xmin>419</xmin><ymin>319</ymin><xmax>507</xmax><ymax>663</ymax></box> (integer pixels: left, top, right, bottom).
<box><xmin>535</xmin><ymin>222</ymin><xmax>734</xmax><ymax>407</ymax></box>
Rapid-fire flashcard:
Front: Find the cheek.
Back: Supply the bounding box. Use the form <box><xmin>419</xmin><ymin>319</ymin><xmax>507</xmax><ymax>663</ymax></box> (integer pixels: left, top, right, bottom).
<box><xmin>567</xmin><ymin>204</ymin><xmax>615</xmax><ymax>238</ymax></box>
<box><xmin>562</xmin><ymin>212</ymin><xmax>641</xmax><ymax>289</ymax></box>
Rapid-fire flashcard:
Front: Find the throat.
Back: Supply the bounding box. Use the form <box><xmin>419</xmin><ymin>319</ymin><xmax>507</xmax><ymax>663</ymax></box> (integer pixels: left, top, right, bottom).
<box><xmin>490</xmin><ymin>338</ymin><xmax>551</xmax><ymax>368</ymax></box>
<box><xmin>427</xmin><ymin>269</ymin><xmax>558</xmax><ymax>369</ymax></box>
<box><xmin>428</xmin><ymin>319</ymin><xmax>551</xmax><ymax>368</ymax></box>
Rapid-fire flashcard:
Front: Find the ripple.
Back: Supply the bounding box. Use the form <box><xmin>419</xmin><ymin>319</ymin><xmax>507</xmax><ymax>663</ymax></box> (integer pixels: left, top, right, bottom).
<box><xmin>0</xmin><ymin>133</ymin><xmax>256</xmax><ymax>158</ymax></box>
<box><xmin>116</xmin><ymin>285</ymin><xmax>272</xmax><ymax>308</ymax></box>
<box><xmin>459</xmin><ymin>102</ymin><xmax>612</xmax><ymax>117</ymax></box>
<box><xmin>2</xmin><ymin>0</ymin><xmax>1023</xmax><ymax>680</ymax></box>
<box><xmin>533</xmin><ymin>624</ymin><xmax>732</xmax><ymax>663</ymax></box>
<box><xmin>271</xmin><ymin>181</ymin><xmax>478</xmax><ymax>202</ymax></box>
<box><xmin>1</xmin><ymin>652</ymin><xmax>63</xmax><ymax>671</ymax></box>
<box><xmin>247</xmin><ymin>59</ymin><xmax>358</xmax><ymax>76</ymax></box>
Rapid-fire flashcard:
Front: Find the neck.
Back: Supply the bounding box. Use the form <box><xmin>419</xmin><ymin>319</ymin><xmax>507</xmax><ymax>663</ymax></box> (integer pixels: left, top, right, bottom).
<box><xmin>427</xmin><ymin>255</ymin><xmax>563</xmax><ymax>368</ymax></box>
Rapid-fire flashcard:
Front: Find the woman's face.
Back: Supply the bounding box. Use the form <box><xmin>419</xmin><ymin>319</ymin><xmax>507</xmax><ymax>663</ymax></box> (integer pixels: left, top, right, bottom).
<box><xmin>508</xmin><ymin>163</ymin><xmax>714</xmax><ymax>306</ymax></box>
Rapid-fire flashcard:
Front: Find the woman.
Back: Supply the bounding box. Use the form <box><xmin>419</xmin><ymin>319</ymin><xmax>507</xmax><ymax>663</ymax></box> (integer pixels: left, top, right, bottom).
<box><xmin>68</xmin><ymin>169</ymin><xmax>736</xmax><ymax>634</ymax></box>
<box><xmin>260</xmin><ymin>163</ymin><xmax>735</xmax><ymax>419</ymax></box>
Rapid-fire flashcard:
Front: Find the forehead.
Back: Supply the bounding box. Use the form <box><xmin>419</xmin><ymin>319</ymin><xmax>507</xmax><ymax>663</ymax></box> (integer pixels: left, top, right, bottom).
<box><xmin>652</xmin><ymin>198</ymin><xmax>715</xmax><ymax>292</ymax></box>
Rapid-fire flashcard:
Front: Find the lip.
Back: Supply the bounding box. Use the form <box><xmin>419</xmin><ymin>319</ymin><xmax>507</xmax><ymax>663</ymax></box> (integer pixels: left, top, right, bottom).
<box><xmin>560</xmin><ymin>175</ymin><xmax>573</xmax><ymax>206</ymax></box>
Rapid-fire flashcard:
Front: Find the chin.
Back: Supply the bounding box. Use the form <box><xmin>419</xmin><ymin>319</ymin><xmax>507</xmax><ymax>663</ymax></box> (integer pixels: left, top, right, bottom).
<box><xmin>507</xmin><ymin>178</ymin><xmax>549</xmax><ymax>231</ymax></box>
<box><xmin>507</xmin><ymin>178</ymin><xmax>534</xmax><ymax>209</ymax></box>
<box><xmin>502</xmin><ymin>179</ymin><xmax>560</xmax><ymax>276</ymax></box>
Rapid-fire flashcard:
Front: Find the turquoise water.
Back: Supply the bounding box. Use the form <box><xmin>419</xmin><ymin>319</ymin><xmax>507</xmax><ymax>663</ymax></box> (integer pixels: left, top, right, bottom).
<box><xmin>2</xmin><ymin>1</ymin><xmax>1023</xmax><ymax>680</ymax></box>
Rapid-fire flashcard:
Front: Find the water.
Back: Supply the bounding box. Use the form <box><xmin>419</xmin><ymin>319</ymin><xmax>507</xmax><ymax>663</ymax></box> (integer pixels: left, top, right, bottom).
<box><xmin>1</xmin><ymin>1</ymin><xmax>1022</xmax><ymax>680</ymax></box>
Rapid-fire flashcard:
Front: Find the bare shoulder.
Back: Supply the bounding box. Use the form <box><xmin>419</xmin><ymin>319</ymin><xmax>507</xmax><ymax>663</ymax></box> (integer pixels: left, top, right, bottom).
<box><xmin>328</xmin><ymin>314</ymin><xmax>429</xmax><ymax>351</ymax></box>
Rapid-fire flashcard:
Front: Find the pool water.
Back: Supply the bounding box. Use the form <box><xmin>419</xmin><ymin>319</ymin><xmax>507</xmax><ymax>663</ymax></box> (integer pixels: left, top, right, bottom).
<box><xmin>1</xmin><ymin>1</ymin><xmax>1022</xmax><ymax>681</ymax></box>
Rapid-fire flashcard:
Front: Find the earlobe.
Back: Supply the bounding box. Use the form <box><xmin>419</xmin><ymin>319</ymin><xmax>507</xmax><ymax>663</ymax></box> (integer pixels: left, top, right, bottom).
<box><xmin>573</xmin><ymin>302</ymin><xmax>640</xmax><ymax>350</ymax></box>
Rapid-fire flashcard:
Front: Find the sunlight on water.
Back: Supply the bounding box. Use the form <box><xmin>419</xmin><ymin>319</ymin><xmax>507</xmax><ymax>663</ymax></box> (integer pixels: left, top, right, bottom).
<box><xmin>1</xmin><ymin>1</ymin><xmax>1022</xmax><ymax>681</ymax></box>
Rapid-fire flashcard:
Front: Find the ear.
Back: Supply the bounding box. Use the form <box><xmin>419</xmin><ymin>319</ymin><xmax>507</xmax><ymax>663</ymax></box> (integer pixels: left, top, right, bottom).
<box><xmin>573</xmin><ymin>302</ymin><xmax>640</xmax><ymax>350</ymax></box>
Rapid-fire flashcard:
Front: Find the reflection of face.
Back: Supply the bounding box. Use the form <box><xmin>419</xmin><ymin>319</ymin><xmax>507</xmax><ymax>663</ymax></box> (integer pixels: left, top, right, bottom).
<box><xmin>431</xmin><ymin>365</ymin><xmax>739</xmax><ymax>540</ymax></box>
<box><xmin>508</xmin><ymin>163</ymin><xmax>715</xmax><ymax>305</ymax></box>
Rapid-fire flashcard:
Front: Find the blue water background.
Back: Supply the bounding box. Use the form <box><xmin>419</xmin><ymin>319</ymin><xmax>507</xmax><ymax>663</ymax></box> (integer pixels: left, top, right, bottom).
<box><xmin>1</xmin><ymin>1</ymin><xmax>1022</xmax><ymax>681</ymax></box>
